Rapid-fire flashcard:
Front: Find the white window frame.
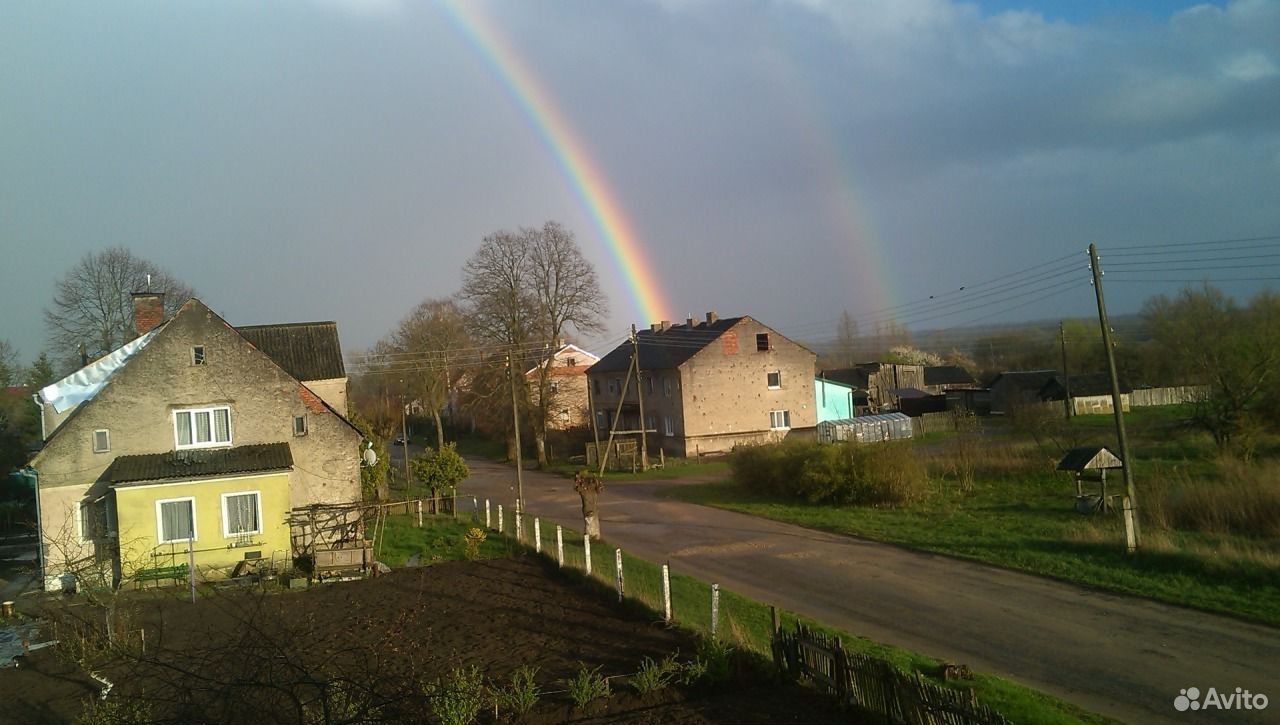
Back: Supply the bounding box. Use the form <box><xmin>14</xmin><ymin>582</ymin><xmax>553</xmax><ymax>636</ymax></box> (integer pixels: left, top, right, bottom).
<box><xmin>767</xmin><ymin>371</ymin><xmax>782</xmax><ymax>389</ymax></box>
<box><xmin>191</xmin><ymin>346</ymin><xmax>206</xmax><ymax>365</ymax></box>
<box><xmin>220</xmin><ymin>490</ymin><xmax>263</xmax><ymax>538</ymax></box>
<box><xmin>664</xmin><ymin>378</ymin><xmax>672</xmax><ymax>397</ymax></box>
<box><xmin>155</xmin><ymin>496</ymin><xmax>197</xmax><ymax>544</ymax></box>
<box><xmin>769</xmin><ymin>410</ymin><xmax>791</xmax><ymax>430</ymax></box>
<box><xmin>173</xmin><ymin>406</ymin><xmax>232</xmax><ymax>450</ymax></box>
<box><xmin>92</xmin><ymin>429</ymin><xmax>110</xmax><ymax>453</ymax></box>
<box><xmin>293</xmin><ymin>415</ymin><xmax>307</xmax><ymax>436</ymax></box>
<box><xmin>664</xmin><ymin>415</ymin><xmax>674</xmax><ymax>436</ymax></box>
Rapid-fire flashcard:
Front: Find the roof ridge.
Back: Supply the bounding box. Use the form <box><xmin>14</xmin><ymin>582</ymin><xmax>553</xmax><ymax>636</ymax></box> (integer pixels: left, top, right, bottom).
<box><xmin>236</xmin><ymin>321</ymin><xmax>337</xmax><ymax>330</ymax></box>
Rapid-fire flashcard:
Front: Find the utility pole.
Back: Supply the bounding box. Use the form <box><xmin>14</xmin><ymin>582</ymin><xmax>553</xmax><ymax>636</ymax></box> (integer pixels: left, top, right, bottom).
<box><xmin>1088</xmin><ymin>244</ymin><xmax>1140</xmax><ymax>549</ymax></box>
<box><xmin>1059</xmin><ymin>322</ymin><xmax>1072</xmax><ymax>420</ymax></box>
<box><xmin>507</xmin><ymin>352</ymin><xmax>525</xmax><ymax>517</ymax></box>
<box><xmin>631</xmin><ymin>325</ymin><xmax>649</xmax><ymax>470</ymax></box>
<box><xmin>399</xmin><ymin>382</ymin><xmax>410</xmax><ymax>492</ymax></box>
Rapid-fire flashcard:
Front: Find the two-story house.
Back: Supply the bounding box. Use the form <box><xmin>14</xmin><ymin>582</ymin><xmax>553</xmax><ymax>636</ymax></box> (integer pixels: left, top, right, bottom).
<box><xmin>29</xmin><ymin>294</ymin><xmax>361</xmax><ymax>590</ymax></box>
<box><xmin>586</xmin><ymin>313</ymin><xmax>816</xmax><ymax>457</ymax></box>
<box><xmin>526</xmin><ymin>343</ymin><xmax>600</xmax><ymax>430</ymax></box>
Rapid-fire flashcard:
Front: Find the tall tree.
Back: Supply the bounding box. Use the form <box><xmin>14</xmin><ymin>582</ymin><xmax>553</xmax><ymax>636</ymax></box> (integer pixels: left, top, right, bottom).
<box><xmin>45</xmin><ymin>247</ymin><xmax>194</xmax><ymax>363</ymax></box>
<box><xmin>0</xmin><ymin>340</ymin><xmax>18</xmax><ymax>387</ymax></box>
<box><xmin>390</xmin><ymin>297</ymin><xmax>471</xmax><ymax>451</ymax></box>
<box><xmin>834</xmin><ymin>309</ymin><xmax>859</xmax><ymax>367</ymax></box>
<box><xmin>25</xmin><ymin>352</ymin><xmax>56</xmax><ymax>390</ymax></box>
<box><xmin>460</xmin><ymin>223</ymin><xmax>607</xmax><ymax>467</ymax></box>
<box><xmin>1144</xmin><ymin>285</ymin><xmax>1280</xmax><ymax>451</ymax></box>
<box><xmin>526</xmin><ymin>222</ymin><xmax>607</xmax><ymax>465</ymax></box>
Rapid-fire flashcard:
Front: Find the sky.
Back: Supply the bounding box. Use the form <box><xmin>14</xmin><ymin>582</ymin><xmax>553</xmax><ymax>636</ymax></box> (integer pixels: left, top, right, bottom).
<box><xmin>2</xmin><ymin>0</ymin><xmax>1278</xmax><ymax>363</ymax></box>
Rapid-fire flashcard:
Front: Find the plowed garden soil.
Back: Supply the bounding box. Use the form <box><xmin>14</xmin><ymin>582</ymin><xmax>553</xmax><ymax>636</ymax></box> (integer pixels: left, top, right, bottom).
<box><xmin>0</xmin><ymin>555</ymin><xmax>849</xmax><ymax>724</ymax></box>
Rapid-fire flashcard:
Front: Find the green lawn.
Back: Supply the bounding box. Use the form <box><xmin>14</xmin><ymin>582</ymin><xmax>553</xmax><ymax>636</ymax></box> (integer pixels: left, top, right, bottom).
<box><xmin>373</xmin><ymin>513</ymin><xmax>517</xmax><ymax>567</ymax></box>
<box><xmin>662</xmin><ymin>405</ymin><xmax>1280</xmax><ymax>626</ymax></box>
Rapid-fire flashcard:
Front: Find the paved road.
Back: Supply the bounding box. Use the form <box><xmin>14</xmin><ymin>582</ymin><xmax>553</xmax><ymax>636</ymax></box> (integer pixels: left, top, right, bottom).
<box><xmin>458</xmin><ymin>458</ymin><xmax>1280</xmax><ymax>725</ymax></box>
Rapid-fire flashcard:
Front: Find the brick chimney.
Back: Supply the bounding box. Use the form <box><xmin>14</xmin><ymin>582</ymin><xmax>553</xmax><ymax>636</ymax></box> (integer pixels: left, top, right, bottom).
<box><xmin>132</xmin><ymin>292</ymin><xmax>165</xmax><ymax>336</ymax></box>
<box><xmin>705</xmin><ymin>310</ymin><xmax>718</xmax><ymax>324</ymax></box>
<box><xmin>660</xmin><ymin>320</ymin><xmax>672</xmax><ymax>332</ymax></box>
<box><xmin>686</xmin><ymin>314</ymin><xmax>695</xmax><ymax>328</ymax></box>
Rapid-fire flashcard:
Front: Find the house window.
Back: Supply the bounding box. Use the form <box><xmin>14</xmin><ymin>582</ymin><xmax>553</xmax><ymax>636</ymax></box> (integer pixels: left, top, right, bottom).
<box><xmin>595</xmin><ymin>410</ymin><xmax>608</xmax><ymax>431</ymax></box>
<box><xmin>92</xmin><ymin>429</ymin><xmax>110</xmax><ymax>453</ymax></box>
<box><xmin>767</xmin><ymin>371</ymin><xmax>782</xmax><ymax>389</ymax></box>
<box><xmin>156</xmin><ymin>497</ymin><xmax>196</xmax><ymax>543</ymax></box>
<box><xmin>614</xmin><ymin>378</ymin><xmax>623</xmax><ymax>395</ymax></box>
<box><xmin>646</xmin><ymin>414</ymin><xmax>656</xmax><ymax>431</ymax></box>
<box><xmin>593</xmin><ymin>379</ymin><xmax>601</xmax><ymax>396</ymax></box>
<box><xmin>664</xmin><ymin>378</ymin><xmax>672</xmax><ymax>397</ymax></box>
<box><xmin>607</xmin><ymin>379</ymin><xmax>617</xmax><ymax>395</ymax></box>
<box><xmin>550</xmin><ymin>380</ymin><xmax>560</xmax><ymax>394</ymax></box>
<box><xmin>567</xmin><ymin>357</ymin><xmax>577</xmax><ymax>367</ymax></box>
<box><xmin>222</xmin><ymin>491</ymin><xmax>261</xmax><ymax>537</ymax></box>
<box><xmin>756</xmin><ymin>333</ymin><xmax>771</xmax><ymax>351</ymax></box>
<box><xmin>293</xmin><ymin>415</ymin><xmax>307</xmax><ymax>436</ymax></box>
<box><xmin>174</xmin><ymin>406</ymin><xmax>232</xmax><ymax>449</ymax></box>
<box><xmin>769</xmin><ymin>410</ymin><xmax>791</xmax><ymax>430</ymax></box>
<box><xmin>192</xmin><ymin>346</ymin><xmax>206</xmax><ymax>365</ymax></box>
<box><xmin>647</xmin><ymin>376</ymin><xmax>655</xmax><ymax>395</ymax></box>
<box><xmin>664</xmin><ymin>416</ymin><xmax>674</xmax><ymax>436</ymax></box>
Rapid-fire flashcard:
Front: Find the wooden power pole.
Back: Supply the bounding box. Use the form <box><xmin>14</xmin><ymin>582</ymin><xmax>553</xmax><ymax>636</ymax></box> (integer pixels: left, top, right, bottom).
<box><xmin>1059</xmin><ymin>322</ymin><xmax>1072</xmax><ymax>420</ymax></box>
<box><xmin>1088</xmin><ymin>244</ymin><xmax>1140</xmax><ymax>550</ymax></box>
<box><xmin>631</xmin><ymin>325</ymin><xmax>649</xmax><ymax>470</ymax></box>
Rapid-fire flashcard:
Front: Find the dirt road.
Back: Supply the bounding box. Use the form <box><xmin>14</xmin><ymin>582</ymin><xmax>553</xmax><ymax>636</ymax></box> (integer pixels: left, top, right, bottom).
<box><xmin>459</xmin><ymin>458</ymin><xmax>1280</xmax><ymax>725</ymax></box>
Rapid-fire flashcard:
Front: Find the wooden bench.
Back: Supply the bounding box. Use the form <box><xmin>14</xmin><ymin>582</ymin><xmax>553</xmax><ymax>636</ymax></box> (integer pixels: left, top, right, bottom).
<box><xmin>133</xmin><ymin>564</ymin><xmax>189</xmax><ymax>588</ymax></box>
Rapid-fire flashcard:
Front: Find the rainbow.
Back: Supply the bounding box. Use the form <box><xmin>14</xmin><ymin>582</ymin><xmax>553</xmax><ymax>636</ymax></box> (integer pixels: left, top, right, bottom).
<box><xmin>439</xmin><ymin>1</ymin><xmax>669</xmax><ymax>325</ymax></box>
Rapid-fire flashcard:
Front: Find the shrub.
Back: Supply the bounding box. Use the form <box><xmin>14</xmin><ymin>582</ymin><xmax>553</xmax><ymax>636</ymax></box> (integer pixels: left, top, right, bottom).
<box><xmin>693</xmin><ymin>637</ymin><xmax>734</xmax><ymax>686</ymax></box>
<box><xmin>492</xmin><ymin>665</ymin><xmax>541</xmax><ymax>720</ymax></box>
<box><xmin>424</xmin><ymin>665</ymin><xmax>486</xmax><ymax>725</ymax></box>
<box><xmin>563</xmin><ymin>663</ymin><xmax>610</xmax><ymax>710</ymax></box>
<box><xmin>730</xmin><ymin>440</ymin><xmax>926</xmax><ymax>505</ymax></box>
<box><xmin>76</xmin><ymin>696</ymin><xmax>153</xmax><ymax>725</ymax></box>
<box><xmin>412</xmin><ymin>443</ymin><xmax>470</xmax><ymax>495</ymax></box>
<box><xmin>1142</xmin><ymin>458</ymin><xmax>1280</xmax><ymax>537</ymax></box>
<box><xmin>631</xmin><ymin>654</ymin><xmax>679</xmax><ymax>694</ymax></box>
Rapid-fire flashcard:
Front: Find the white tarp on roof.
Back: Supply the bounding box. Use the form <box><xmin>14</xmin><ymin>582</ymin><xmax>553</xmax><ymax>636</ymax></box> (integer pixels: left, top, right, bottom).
<box><xmin>38</xmin><ymin>327</ymin><xmax>162</xmax><ymax>413</ymax></box>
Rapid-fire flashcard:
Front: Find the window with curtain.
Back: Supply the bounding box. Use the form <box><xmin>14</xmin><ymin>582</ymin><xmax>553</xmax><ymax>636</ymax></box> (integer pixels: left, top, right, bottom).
<box><xmin>158</xmin><ymin>499</ymin><xmax>195</xmax><ymax>542</ymax></box>
<box><xmin>223</xmin><ymin>492</ymin><xmax>260</xmax><ymax>536</ymax></box>
<box><xmin>174</xmin><ymin>406</ymin><xmax>232</xmax><ymax>449</ymax></box>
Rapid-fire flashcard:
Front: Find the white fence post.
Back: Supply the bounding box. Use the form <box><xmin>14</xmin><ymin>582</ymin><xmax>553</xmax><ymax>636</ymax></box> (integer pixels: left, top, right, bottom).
<box><xmin>415</xmin><ymin>499</ymin><xmax>423</xmax><ymax>528</ymax></box>
<box><xmin>584</xmin><ymin>534</ymin><xmax>592</xmax><ymax>576</ymax></box>
<box><xmin>534</xmin><ymin>518</ymin><xmax>542</xmax><ymax>553</ymax></box>
<box><xmin>497</xmin><ymin>504</ymin><xmax>504</xmax><ymax>534</ymax></box>
<box><xmin>485</xmin><ymin>499</ymin><xmax>491</xmax><ymax>529</ymax></box>
<box><xmin>556</xmin><ymin>525</ymin><xmax>564</xmax><ymax>568</ymax></box>
<box><xmin>615</xmin><ymin>548</ymin><xmax>624</xmax><ymax>602</ymax></box>
<box><xmin>515</xmin><ymin>508</ymin><xmax>523</xmax><ymax>542</ymax></box>
<box><xmin>1123</xmin><ymin>496</ymin><xmax>1137</xmax><ymax>554</ymax></box>
<box><xmin>661</xmin><ymin>564</ymin><xmax>672</xmax><ymax>622</ymax></box>
<box><xmin>711</xmin><ymin>583</ymin><xmax>720</xmax><ymax>636</ymax></box>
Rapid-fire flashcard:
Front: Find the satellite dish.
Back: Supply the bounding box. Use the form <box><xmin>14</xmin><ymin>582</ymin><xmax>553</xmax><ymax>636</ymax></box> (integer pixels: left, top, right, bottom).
<box><xmin>362</xmin><ymin>447</ymin><xmax>378</xmax><ymax>467</ymax></box>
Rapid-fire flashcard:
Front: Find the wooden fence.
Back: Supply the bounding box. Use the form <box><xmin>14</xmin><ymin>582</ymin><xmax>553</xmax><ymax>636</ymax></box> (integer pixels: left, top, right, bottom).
<box><xmin>772</xmin><ymin>623</ymin><xmax>1010</xmax><ymax>725</ymax></box>
<box><xmin>911</xmin><ymin>412</ymin><xmax>956</xmax><ymax>436</ymax></box>
<box><xmin>1129</xmin><ymin>386</ymin><xmax>1207</xmax><ymax>407</ymax></box>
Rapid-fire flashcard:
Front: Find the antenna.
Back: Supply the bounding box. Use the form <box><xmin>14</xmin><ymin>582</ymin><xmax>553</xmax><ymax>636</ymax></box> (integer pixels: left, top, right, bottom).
<box><xmin>146</xmin><ymin>273</ymin><xmax>152</xmax><ymax>290</ymax></box>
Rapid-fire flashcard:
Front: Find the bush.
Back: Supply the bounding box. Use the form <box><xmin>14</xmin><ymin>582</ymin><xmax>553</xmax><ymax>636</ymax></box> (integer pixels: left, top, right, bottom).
<box><xmin>730</xmin><ymin>440</ymin><xmax>925</xmax><ymax>505</ymax></box>
<box><xmin>563</xmin><ymin>663</ymin><xmax>610</xmax><ymax>710</ymax></box>
<box><xmin>76</xmin><ymin>696</ymin><xmax>153</xmax><ymax>725</ymax></box>
<box><xmin>412</xmin><ymin>443</ymin><xmax>470</xmax><ymax>495</ymax></box>
<box><xmin>631</xmin><ymin>654</ymin><xmax>679</xmax><ymax>694</ymax></box>
<box><xmin>1142</xmin><ymin>458</ymin><xmax>1280</xmax><ymax>537</ymax></box>
<box><xmin>492</xmin><ymin>665</ymin><xmax>540</xmax><ymax>720</ymax></box>
<box><xmin>423</xmin><ymin>665</ymin><xmax>486</xmax><ymax>725</ymax></box>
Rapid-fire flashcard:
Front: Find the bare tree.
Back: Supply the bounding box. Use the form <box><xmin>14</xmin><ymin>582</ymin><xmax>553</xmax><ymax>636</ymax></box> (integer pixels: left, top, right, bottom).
<box><xmin>527</xmin><ymin>222</ymin><xmax>607</xmax><ymax>465</ymax></box>
<box><xmin>44</xmin><ymin>247</ymin><xmax>194</xmax><ymax>364</ymax></box>
<box><xmin>389</xmin><ymin>297</ymin><xmax>471</xmax><ymax>451</ymax></box>
<box><xmin>834</xmin><ymin>309</ymin><xmax>859</xmax><ymax>367</ymax></box>
<box><xmin>0</xmin><ymin>339</ymin><xmax>18</xmax><ymax>387</ymax></box>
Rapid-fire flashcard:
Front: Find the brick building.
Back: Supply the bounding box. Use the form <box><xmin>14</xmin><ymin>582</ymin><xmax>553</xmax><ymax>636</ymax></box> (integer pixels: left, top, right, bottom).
<box><xmin>587</xmin><ymin>313</ymin><xmax>817</xmax><ymax>457</ymax></box>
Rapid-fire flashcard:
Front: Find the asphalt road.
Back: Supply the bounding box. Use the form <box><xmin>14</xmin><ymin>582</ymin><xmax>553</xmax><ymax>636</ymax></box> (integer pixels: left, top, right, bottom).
<box><xmin>458</xmin><ymin>458</ymin><xmax>1280</xmax><ymax>725</ymax></box>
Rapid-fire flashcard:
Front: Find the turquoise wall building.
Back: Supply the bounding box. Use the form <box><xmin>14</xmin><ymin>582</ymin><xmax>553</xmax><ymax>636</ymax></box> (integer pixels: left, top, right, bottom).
<box><xmin>814</xmin><ymin>377</ymin><xmax>857</xmax><ymax>422</ymax></box>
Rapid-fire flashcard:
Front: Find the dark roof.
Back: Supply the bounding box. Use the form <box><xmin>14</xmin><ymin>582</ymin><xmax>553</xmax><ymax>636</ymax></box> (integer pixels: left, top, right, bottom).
<box><xmin>107</xmin><ymin>443</ymin><xmax>293</xmax><ymax>485</ymax></box>
<box><xmin>1040</xmin><ymin>373</ymin><xmax>1133</xmax><ymax>399</ymax></box>
<box><xmin>888</xmin><ymin>387</ymin><xmax>931</xmax><ymax>399</ymax></box>
<box><xmin>819</xmin><ymin>367</ymin><xmax>873</xmax><ymax>389</ymax></box>
<box><xmin>989</xmin><ymin>370</ymin><xmax>1058</xmax><ymax>391</ymax></box>
<box><xmin>237</xmin><ymin>322</ymin><xmax>346</xmax><ymax>381</ymax></box>
<box><xmin>924</xmin><ymin>365</ymin><xmax>975</xmax><ymax>386</ymax></box>
<box><xmin>1057</xmin><ymin>445</ymin><xmax>1123</xmax><ymax>471</ymax></box>
<box><xmin>588</xmin><ymin>317</ymin><xmax>745</xmax><ymax>373</ymax></box>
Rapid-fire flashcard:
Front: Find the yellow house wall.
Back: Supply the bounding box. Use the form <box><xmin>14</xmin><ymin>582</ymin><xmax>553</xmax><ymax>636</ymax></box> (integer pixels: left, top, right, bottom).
<box><xmin>113</xmin><ymin>472</ymin><xmax>292</xmax><ymax>580</ymax></box>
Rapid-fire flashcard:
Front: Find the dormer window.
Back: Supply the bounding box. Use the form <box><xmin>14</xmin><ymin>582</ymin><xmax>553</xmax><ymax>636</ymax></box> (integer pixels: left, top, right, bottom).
<box><xmin>192</xmin><ymin>346</ymin><xmax>206</xmax><ymax>365</ymax></box>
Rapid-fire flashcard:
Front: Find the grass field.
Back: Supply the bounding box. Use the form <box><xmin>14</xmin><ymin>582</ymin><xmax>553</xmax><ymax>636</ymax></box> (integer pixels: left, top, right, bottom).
<box><xmin>373</xmin><ymin>508</ymin><xmax>1112</xmax><ymax>724</ymax></box>
<box><xmin>664</xmin><ymin>405</ymin><xmax>1280</xmax><ymax>626</ymax></box>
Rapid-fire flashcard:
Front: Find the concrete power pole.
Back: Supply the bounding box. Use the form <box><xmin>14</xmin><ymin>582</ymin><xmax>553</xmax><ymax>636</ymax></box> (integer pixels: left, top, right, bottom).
<box><xmin>631</xmin><ymin>325</ymin><xmax>649</xmax><ymax>470</ymax></box>
<box><xmin>1088</xmin><ymin>244</ymin><xmax>1140</xmax><ymax>550</ymax></box>
<box><xmin>1059</xmin><ymin>322</ymin><xmax>1072</xmax><ymax>420</ymax></box>
<box><xmin>508</xmin><ymin>352</ymin><xmax>525</xmax><ymax>518</ymax></box>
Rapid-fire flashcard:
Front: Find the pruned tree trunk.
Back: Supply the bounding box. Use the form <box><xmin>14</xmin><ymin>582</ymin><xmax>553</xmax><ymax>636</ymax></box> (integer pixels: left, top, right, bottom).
<box><xmin>431</xmin><ymin>409</ymin><xmax>445</xmax><ymax>451</ymax></box>
<box><xmin>574</xmin><ymin>470</ymin><xmax>604</xmax><ymax>540</ymax></box>
<box><xmin>535</xmin><ymin>428</ymin><xmax>548</xmax><ymax>468</ymax></box>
